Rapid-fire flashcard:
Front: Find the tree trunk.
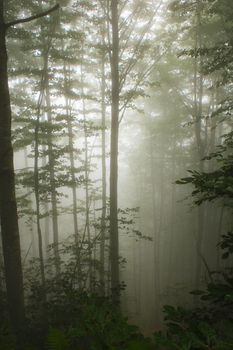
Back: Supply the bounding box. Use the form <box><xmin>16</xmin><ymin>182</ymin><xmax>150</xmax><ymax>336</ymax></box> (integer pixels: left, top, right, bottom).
<box><xmin>0</xmin><ymin>0</ymin><xmax>25</xmax><ymax>336</ymax></box>
<box><xmin>193</xmin><ymin>0</ymin><xmax>205</xmax><ymax>292</ymax></box>
<box><xmin>41</xmin><ymin>113</ymin><xmax>50</xmax><ymax>259</ymax></box>
<box><xmin>63</xmin><ymin>62</ymin><xmax>79</xmax><ymax>244</ymax></box>
<box><xmin>24</xmin><ymin>147</ymin><xmax>37</xmax><ymax>257</ymax></box>
<box><xmin>110</xmin><ymin>0</ymin><xmax>120</xmax><ymax>299</ymax></box>
<box><xmin>80</xmin><ymin>60</ymin><xmax>92</xmax><ymax>289</ymax></box>
<box><xmin>44</xmin><ymin>61</ymin><xmax>60</xmax><ymax>276</ymax></box>
<box><xmin>100</xmin><ymin>52</ymin><xmax>107</xmax><ymax>294</ymax></box>
<box><xmin>149</xmin><ymin>127</ymin><xmax>160</xmax><ymax>318</ymax></box>
<box><xmin>34</xmin><ymin>88</ymin><xmax>46</xmax><ymax>296</ymax></box>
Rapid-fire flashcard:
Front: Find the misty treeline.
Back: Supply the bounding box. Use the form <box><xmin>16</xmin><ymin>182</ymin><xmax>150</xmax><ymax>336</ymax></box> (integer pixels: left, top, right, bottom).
<box><xmin>0</xmin><ymin>0</ymin><xmax>233</xmax><ymax>349</ymax></box>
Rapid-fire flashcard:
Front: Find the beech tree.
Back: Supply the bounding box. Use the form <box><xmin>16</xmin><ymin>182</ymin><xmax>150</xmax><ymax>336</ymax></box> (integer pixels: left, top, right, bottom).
<box><xmin>0</xmin><ymin>0</ymin><xmax>25</xmax><ymax>335</ymax></box>
<box><xmin>0</xmin><ymin>0</ymin><xmax>58</xmax><ymax>339</ymax></box>
<box><xmin>109</xmin><ymin>0</ymin><xmax>120</xmax><ymax>297</ymax></box>
<box><xmin>106</xmin><ymin>0</ymin><xmax>162</xmax><ymax>296</ymax></box>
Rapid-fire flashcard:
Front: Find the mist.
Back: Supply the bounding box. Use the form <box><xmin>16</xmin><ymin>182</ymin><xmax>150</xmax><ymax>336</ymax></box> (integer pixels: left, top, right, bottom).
<box><xmin>0</xmin><ymin>0</ymin><xmax>233</xmax><ymax>349</ymax></box>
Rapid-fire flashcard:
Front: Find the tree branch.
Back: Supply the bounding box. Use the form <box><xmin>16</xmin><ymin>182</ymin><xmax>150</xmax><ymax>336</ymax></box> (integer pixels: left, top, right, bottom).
<box><xmin>6</xmin><ymin>4</ymin><xmax>59</xmax><ymax>28</ymax></box>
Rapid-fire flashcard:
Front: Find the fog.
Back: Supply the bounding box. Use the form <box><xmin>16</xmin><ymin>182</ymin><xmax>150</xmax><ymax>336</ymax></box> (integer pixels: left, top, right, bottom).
<box><xmin>0</xmin><ymin>0</ymin><xmax>233</xmax><ymax>348</ymax></box>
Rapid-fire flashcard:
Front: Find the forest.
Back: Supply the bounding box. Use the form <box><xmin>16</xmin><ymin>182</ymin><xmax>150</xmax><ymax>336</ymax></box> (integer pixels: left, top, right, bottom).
<box><xmin>0</xmin><ymin>0</ymin><xmax>233</xmax><ymax>349</ymax></box>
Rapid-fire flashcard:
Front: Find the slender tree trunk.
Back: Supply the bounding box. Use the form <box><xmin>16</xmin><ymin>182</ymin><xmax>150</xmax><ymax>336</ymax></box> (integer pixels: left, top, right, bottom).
<box><xmin>193</xmin><ymin>0</ymin><xmax>205</xmax><ymax>291</ymax></box>
<box><xmin>149</xmin><ymin>127</ymin><xmax>160</xmax><ymax>321</ymax></box>
<box><xmin>40</xmin><ymin>113</ymin><xmax>50</xmax><ymax>259</ymax></box>
<box><xmin>149</xmin><ymin>129</ymin><xmax>160</xmax><ymax>309</ymax></box>
<box><xmin>110</xmin><ymin>0</ymin><xmax>120</xmax><ymax>299</ymax></box>
<box><xmin>154</xmin><ymin>150</ymin><xmax>164</xmax><ymax>322</ymax></box>
<box><xmin>34</xmin><ymin>90</ymin><xmax>46</xmax><ymax>296</ymax></box>
<box><xmin>24</xmin><ymin>147</ymin><xmax>37</xmax><ymax>257</ymax></box>
<box><xmin>83</xmin><ymin>117</ymin><xmax>92</xmax><ymax>287</ymax></box>
<box><xmin>43</xmin><ymin>186</ymin><xmax>50</xmax><ymax>258</ymax></box>
<box><xmin>149</xmin><ymin>128</ymin><xmax>157</xmax><ymax>249</ymax></box>
<box><xmin>100</xmin><ymin>52</ymin><xmax>107</xmax><ymax>294</ymax></box>
<box><xmin>44</xmin><ymin>60</ymin><xmax>60</xmax><ymax>276</ymax></box>
<box><xmin>80</xmin><ymin>60</ymin><xmax>92</xmax><ymax>288</ymax></box>
<box><xmin>168</xmin><ymin>140</ymin><xmax>176</xmax><ymax>285</ymax></box>
<box><xmin>62</xmin><ymin>61</ymin><xmax>82</xmax><ymax>285</ymax></box>
<box><xmin>216</xmin><ymin>206</ymin><xmax>224</xmax><ymax>269</ymax></box>
<box><xmin>63</xmin><ymin>62</ymin><xmax>79</xmax><ymax>244</ymax></box>
<box><xmin>0</xmin><ymin>1</ymin><xmax>25</xmax><ymax>337</ymax></box>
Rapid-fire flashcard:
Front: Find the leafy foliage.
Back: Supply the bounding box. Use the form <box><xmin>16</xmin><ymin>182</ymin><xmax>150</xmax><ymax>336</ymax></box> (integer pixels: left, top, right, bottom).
<box><xmin>159</xmin><ymin>0</ymin><xmax>233</xmax><ymax>342</ymax></box>
<box><xmin>154</xmin><ymin>234</ymin><xmax>233</xmax><ymax>349</ymax></box>
<box><xmin>176</xmin><ymin>132</ymin><xmax>233</xmax><ymax>206</ymax></box>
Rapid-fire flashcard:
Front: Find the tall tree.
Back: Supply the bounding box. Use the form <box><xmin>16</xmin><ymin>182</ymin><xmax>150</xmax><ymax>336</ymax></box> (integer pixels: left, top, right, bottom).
<box><xmin>0</xmin><ymin>0</ymin><xmax>58</xmax><ymax>337</ymax></box>
<box><xmin>99</xmin><ymin>0</ymin><xmax>161</xmax><ymax>298</ymax></box>
<box><xmin>100</xmin><ymin>45</ymin><xmax>107</xmax><ymax>294</ymax></box>
<box><xmin>0</xmin><ymin>0</ymin><xmax>25</xmax><ymax>335</ymax></box>
<box><xmin>109</xmin><ymin>0</ymin><xmax>120</xmax><ymax>297</ymax></box>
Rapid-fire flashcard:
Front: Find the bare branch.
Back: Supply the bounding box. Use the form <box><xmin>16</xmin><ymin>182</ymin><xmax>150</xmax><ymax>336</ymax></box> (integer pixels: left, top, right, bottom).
<box><xmin>119</xmin><ymin>49</ymin><xmax>167</xmax><ymax>124</ymax></box>
<box><xmin>6</xmin><ymin>4</ymin><xmax>59</xmax><ymax>28</ymax></box>
<box><xmin>119</xmin><ymin>2</ymin><xmax>162</xmax><ymax>90</ymax></box>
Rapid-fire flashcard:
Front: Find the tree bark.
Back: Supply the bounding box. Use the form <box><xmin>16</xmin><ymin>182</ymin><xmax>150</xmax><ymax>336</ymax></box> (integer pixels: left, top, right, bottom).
<box><xmin>63</xmin><ymin>63</ymin><xmax>79</xmax><ymax>243</ymax></box>
<box><xmin>193</xmin><ymin>0</ymin><xmax>205</xmax><ymax>292</ymax></box>
<box><xmin>100</xmin><ymin>52</ymin><xmax>107</xmax><ymax>294</ymax></box>
<box><xmin>34</xmin><ymin>87</ymin><xmax>46</xmax><ymax>296</ymax></box>
<box><xmin>0</xmin><ymin>0</ymin><xmax>25</xmax><ymax>336</ymax></box>
<box><xmin>80</xmin><ymin>58</ymin><xmax>92</xmax><ymax>288</ymax></box>
<box><xmin>24</xmin><ymin>147</ymin><xmax>37</xmax><ymax>257</ymax></box>
<box><xmin>44</xmin><ymin>55</ymin><xmax>60</xmax><ymax>276</ymax></box>
<box><xmin>110</xmin><ymin>0</ymin><xmax>120</xmax><ymax>298</ymax></box>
